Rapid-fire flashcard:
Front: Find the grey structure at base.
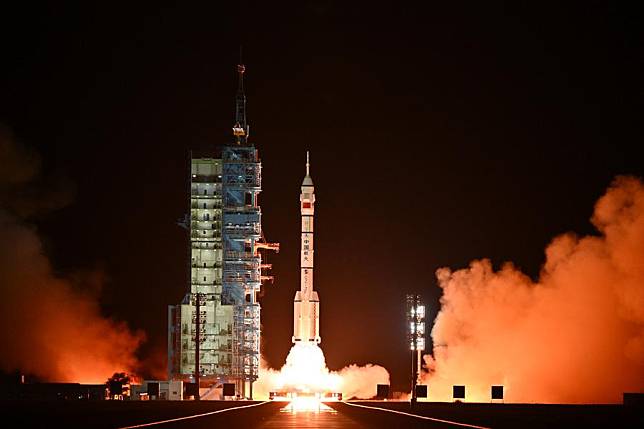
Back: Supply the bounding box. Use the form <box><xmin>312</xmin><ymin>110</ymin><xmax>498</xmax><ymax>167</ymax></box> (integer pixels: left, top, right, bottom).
<box><xmin>167</xmin><ymin>64</ymin><xmax>278</xmax><ymax>398</ymax></box>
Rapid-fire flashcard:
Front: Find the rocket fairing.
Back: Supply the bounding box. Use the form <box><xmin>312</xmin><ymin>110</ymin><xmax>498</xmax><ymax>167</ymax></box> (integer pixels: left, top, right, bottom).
<box><xmin>293</xmin><ymin>151</ymin><xmax>321</xmax><ymax>344</ymax></box>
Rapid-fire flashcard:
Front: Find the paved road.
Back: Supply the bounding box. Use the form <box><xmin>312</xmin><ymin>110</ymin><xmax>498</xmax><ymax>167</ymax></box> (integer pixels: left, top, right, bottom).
<box><xmin>330</xmin><ymin>401</ymin><xmax>643</xmax><ymax>429</ymax></box>
<box><xmin>114</xmin><ymin>401</ymin><xmax>283</xmax><ymax>429</ymax></box>
<box><xmin>137</xmin><ymin>401</ymin><xmax>641</xmax><ymax>429</ymax></box>
<box><xmin>115</xmin><ymin>401</ymin><xmax>485</xmax><ymax>429</ymax></box>
<box><xmin>116</xmin><ymin>401</ymin><xmax>366</xmax><ymax>429</ymax></box>
<box><xmin>3</xmin><ymin>399</ymin><xmax>640</xmax><ymax>428</ymax></box>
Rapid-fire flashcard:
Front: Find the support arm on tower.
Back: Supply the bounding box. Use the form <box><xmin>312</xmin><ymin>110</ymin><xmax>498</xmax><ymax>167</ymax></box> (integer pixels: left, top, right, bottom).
<box><xmin>255</xmin><ymin>242</ymin><xmax>280</xmax><ymax>253</ymax></box>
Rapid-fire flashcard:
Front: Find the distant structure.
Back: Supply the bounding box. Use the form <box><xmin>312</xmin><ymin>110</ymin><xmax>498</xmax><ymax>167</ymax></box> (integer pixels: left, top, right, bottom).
<box><xmin>168</xmin><ymin>64</ymin><xmax>279</xmax><ymax>399</ymax></box>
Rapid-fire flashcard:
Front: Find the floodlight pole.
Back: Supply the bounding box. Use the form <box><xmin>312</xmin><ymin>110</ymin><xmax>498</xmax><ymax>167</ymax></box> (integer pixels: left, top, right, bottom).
<box><xmin>412</xmin><ymin>294</ymin><xmax>418</xmax><ymax>404</ymax></box>
<box><xmin>407</xmin><ymin>294</ymin><xmax>422</xmax><ymax>405</ymax></box>
<box><xmin>194</xmin><ymin>292</ymin><xmax>201</xmax><ymax>400</ymax></box>
<box><xmin>411</xmin><ymin>351</ymin><xmax>417</xmax><ymax>403</ymax></box>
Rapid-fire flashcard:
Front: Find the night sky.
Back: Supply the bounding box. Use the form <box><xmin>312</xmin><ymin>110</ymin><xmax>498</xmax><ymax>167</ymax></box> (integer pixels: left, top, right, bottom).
<box><xmin>1</xmin><ymin>3</ymin><xmax>642</xmax><ymax>391</ymax></box>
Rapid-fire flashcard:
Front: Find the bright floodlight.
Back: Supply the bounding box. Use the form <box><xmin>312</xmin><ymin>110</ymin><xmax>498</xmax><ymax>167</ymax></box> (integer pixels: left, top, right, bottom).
<box><xmin>406</xmin><ymin>295</ymin><xmax>425</xmax><ymax>351</ymax></box>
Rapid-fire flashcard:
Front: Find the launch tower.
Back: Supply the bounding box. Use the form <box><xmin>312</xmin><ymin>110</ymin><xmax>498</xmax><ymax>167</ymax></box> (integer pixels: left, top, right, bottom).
<box><xmin>168</xmin><ymin>64</ymin><xmax>278</xmax><ymax>399</ymax></box>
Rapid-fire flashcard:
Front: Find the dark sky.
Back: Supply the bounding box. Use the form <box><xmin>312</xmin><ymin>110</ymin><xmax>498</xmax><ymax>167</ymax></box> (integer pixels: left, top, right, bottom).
<box><xmin>1</xmin><ymin>2</ymin><xmax>642</xmax><ymax>391</ymax></box>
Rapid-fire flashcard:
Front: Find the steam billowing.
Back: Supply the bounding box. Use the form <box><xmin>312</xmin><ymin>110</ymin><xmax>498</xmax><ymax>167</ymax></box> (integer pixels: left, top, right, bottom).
<box><xmin>0</xmin><ymin>126</ymin><xmax>144</xmax><ymax>383</ymax></box>
<box><xmin>423</xmin><ymin>176</ymin><xmax>644</xmax><ymax>403</ymax></box>
<box><xmin>254</xmin><ymin>343</ymin><xmax>390</xmax><ymax>399</ymax></box>
<box><xmin>3</xmin><ymin>122</ymin><xmax>641</xmax><ymax>398</ymax></box>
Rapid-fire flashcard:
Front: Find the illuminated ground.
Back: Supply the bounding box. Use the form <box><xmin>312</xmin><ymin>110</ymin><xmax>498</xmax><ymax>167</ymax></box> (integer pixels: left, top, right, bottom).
<box><xmin>0</xmin><ymin>399</ymin><xmax>641</xmax><ymax>428</ymax></box>
<box><xmin>328</xmin><ymin>401</ymin><xmax>643</xmax><ymax>428</ymax></box>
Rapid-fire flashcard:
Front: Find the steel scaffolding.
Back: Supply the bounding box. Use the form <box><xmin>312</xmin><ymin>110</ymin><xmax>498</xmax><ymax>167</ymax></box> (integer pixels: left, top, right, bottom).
<box><xmin>168</xmin><ymin>64</ymin><xmax>278</xmax><ymax>399</ymax></box>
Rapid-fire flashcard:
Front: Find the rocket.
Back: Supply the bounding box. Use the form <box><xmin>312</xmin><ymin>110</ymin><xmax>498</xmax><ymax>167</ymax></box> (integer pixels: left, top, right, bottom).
<box><xmin>293</xmin><ymin>151</ymin><xmax>321</xmax><ymax>344</ymax></box>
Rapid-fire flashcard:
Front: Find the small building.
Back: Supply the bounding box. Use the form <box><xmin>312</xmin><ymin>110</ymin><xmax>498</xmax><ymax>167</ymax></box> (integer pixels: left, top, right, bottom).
<box><xmin>131</xmin><ymin>380</ymin><xmax>184</xmax><ymax>401</ymax></box>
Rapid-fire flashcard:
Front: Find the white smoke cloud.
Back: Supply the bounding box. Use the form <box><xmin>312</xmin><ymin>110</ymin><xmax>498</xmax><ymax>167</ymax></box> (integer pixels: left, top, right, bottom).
<box><xmin>422</xmin><ymin>176</ymin><xmax>644</xmax><ymax>403</ymax></box>
<box><xmin>254</xmin><ymin>343</ymin><xmax>389</xmax><ymax>399</ymax></box>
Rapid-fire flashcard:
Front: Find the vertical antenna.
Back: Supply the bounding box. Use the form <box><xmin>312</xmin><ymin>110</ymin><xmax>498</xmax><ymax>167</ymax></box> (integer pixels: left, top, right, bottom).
<box><xmin>237</xmin><ymin>46</ymin><xmax>244</xmax><ymax>92</ymax></box>
<box><xmin>233</xmin><ymin>46</ymin><xmax>248</xmax><ymax>144</ymax></box>
<box><xmin>306</xmin><ymin>151</ymin><xmax>310</xmax><ymax>176</ymax></box>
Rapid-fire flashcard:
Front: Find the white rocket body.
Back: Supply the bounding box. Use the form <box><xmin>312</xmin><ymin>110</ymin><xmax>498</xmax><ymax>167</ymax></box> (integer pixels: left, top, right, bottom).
<box><xmin>293</xmin><ymin>152</ymin><xmax>321</xmax><ymax>344</ymax></box>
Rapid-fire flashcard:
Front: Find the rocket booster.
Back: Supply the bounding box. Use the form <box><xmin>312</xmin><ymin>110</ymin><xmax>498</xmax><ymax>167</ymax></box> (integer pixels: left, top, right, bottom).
<box><xmin>293</xmin><ymin>151</ymin><xmax>321</xmax><ymax>344</ymax></box>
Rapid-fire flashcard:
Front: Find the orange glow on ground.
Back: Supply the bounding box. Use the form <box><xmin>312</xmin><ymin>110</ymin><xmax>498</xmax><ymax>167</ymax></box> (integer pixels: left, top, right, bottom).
<box><xmin>284</xmin><ymin>396</ymin><xmax>331</xmax><ymax>413</ymax></box>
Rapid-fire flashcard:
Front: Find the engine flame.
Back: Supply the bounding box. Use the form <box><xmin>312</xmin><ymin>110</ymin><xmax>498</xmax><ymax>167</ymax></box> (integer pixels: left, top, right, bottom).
<box><xmin>254</xmin><ymin>343</ymin><xmax>389</xmax><ymax>400</ymax></box>
<box><xmin>273</xmin><ymin>343</ymin><xmax>341</xmax><ymax>394</ymax></box>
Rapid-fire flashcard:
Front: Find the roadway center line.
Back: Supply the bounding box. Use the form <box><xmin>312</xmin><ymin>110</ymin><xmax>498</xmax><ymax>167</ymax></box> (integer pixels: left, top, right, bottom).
<box><xmin>342</xmin><ymin>401</ymin><xmax>492</xmax><ymax>429</ymax></box>
<box><xmin>117</xmin><ymin>401</ymin><xmax>270</xmax><ymax>428</ymax></box>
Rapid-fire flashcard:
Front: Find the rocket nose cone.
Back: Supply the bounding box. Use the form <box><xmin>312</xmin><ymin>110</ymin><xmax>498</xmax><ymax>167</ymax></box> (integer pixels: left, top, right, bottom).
<box><xmin>302</xmin><ymin>175</ymin><xmax>314</xmax><ymax>186</ymax></box>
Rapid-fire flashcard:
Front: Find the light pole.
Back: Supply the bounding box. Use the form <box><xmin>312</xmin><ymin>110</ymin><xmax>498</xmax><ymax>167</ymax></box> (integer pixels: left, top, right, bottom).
<box><xmin>194</xmin><ymin>292</ymin><xmax>202</xmax><ymax>400</ymax></box>
<box><xmin>406</xmin><ymin>294</ymin><xmax>425</xmax><ymax>405</ymax></box>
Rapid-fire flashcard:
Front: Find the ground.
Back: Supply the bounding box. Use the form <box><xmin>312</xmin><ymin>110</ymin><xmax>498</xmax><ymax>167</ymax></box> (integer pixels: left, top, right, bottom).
<box><xmin>0</xmin><ymin>400</ymin><xmax>641</xmax><ymax>428</ymax></box>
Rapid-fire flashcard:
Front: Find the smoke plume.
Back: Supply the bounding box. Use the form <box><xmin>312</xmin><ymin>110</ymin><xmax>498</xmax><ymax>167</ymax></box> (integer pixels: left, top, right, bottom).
<box><xmin>254</xmin><ymin>343</ymin><xmax>390</xmax><ymax>399</ymax></box>
<box><xmin>0</xmin><ymin>126</ymin><xmax>144</xmax><ymax>383</ymax></box>
<box><xmin>423</xmin><ymin>176</ymin><xmax>644</xmax><ymax>403</ymax></box>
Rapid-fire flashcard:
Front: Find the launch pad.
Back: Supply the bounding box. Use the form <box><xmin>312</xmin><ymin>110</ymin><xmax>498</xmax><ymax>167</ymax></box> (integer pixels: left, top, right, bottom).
<box><xmin>268</xmin><ymin>390</ymin><xmax>342</xmax><ymax>401</ymax></box>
